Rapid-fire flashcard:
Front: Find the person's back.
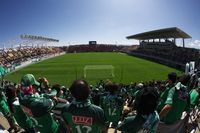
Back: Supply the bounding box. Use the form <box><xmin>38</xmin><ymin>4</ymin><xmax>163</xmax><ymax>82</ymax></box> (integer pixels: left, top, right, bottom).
<box><xmin>162</xmin><ymin>82</ymin><xmax>189</xmax><ymax>124</ymax></box>
<box><xmin>157</xmin><ymin>73</ymin><xmax>177</xmax><ymax>113</ymax></box>
<box><xmin>19</xmin><ymin>74</ymin><xmax>58</xmax><ymax>133</ymax></box>
<box><xmin>159</xmin><ymin>74</ymin><xmax>190</xmax><ymax>124</ymax></box>
<box><xmin>118</xmin><ymin>86</ymin><xmax>160</xmax><ymax>133</ymax></box>
<box><xmin>157</xmin><ymin>83</ymin><xmax>174</xmax><ymax>113</ymax></box>
<box><xmin>62</xmin><ymin>80</ymin><xmax>108</xmax><ymax>133</ymax></box>
<box><xmin>29</xmin><ymin>96</ymin><xmax>58</xmax><ymax>133</ymax></box>
<box><xmin>189</xmin><ymin>88</ymin><xmax>199</xmax><ymax>108</ymax></box>
<box><xmin>101</xmin><ymin>94</ymin><xmax>123</xmax><ymax>125</ymax></box>
<box><xmin>62</xmin><ymin>100</ymin><xmax>107</xmax><ymax>133</ymax></box>
<box><xmin>100</xmin><ymin>83</ymin><xmax>124</xmax><ymax>126</ymax></box>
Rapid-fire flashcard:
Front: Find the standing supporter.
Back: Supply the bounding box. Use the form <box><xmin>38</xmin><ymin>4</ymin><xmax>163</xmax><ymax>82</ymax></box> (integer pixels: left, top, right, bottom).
<box><xmin>122</xmin><ymin>83</ymin><xmax>144</xmax><ymax>118</ymax></box>
<box><xmin>188</xmin><ymin>74</ymin><xmax>198</xmax><ymax>91</ymax></box>
<box><xmin>60</xmin><ymin>86</ymin><xmax>69</xmax><ymax>99</ymax></box>
<box><xmin>5</xmin><ymin>85</ymin><xmax>35</xmax><ymax>133</ymax></box>
<box><xmin>19</xmin><ymin>74</ymin><xmax>59</xmax><ymax>133</ymax></box>
<box><xmin>157</xmin><ymin>72</ymin><xmax>177</xmax><ymax>113</ymax></box>
<box><xmin>38</xmin><ymin>79</ymin><xmax>68</xmax><ymax>104</ymax></box>
<box><xmin>190</xmin><ymin>87</ymin><xmax>199</xmax><ymax>108</ymax></box>
<box><xmin>91</xmin><ymin>88</ymin><xmax>101</xmax><ymax>106</ymax></box>
<box><xmin>52</xmin><ymin>84</ymin><xmax>63</xmax><ymax>97</ymax></box>
<box><xmin>51</xmin><ymin>84</ymin><xmax>68</xmax><ymax>103</ymax></box>
<box><xmin>159</xmin><ymin>74</ymin><xmax>190</xmax><ymax>124</ymax></box>
<box><xmin>62</xmin><ymin>80</ymin><xmax>108</xmax><ymax>133</ymax></box>
<box><xmin>117</xmin><ymin>87</ymin><xmax>160</xmax><ymax>133</ymax></box>
<box><xmin>0</xmin><ymin>87</ymin><xmax>19</xmax><ymax>132</ymax></box>
<box><xmin>189</xmin><ymin>77</ymin><xmax>200</xmax><ymax>108</ymax></box>
<box><xmin>100</xmin><ymin>83</ymin><xmax>124</xmax><ymax>128</ymax></box>
<box><xmin>38</xmin><ymin>77</ymin><xmax>50</xmax><ymax>94</ymax></box>
<box><xmin>20</xmin><ymin>74</ymin><xmax>41</xmax><ymax>95</ymax></box>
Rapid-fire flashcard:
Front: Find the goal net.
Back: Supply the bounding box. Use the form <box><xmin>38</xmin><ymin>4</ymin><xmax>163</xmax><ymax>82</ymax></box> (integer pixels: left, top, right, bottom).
<box><xmin>84</xmin><ymin>65</ymin><xmax>115</xmax><ymax>79</ymax></box>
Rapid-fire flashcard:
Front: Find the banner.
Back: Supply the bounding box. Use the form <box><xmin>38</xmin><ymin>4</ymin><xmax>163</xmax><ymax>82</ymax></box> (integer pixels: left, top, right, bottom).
<box><xmin>0</xmin><ymin>65</ymin><xmax>5</xmax><ymax>77</ymax></box>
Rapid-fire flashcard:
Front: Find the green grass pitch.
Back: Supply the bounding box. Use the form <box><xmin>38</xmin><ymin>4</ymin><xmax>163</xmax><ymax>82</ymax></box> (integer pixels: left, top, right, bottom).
<box><xmin>5</xmin><ymin>52</ymin><xmax>182</xmax><ymax>87</ymax></box>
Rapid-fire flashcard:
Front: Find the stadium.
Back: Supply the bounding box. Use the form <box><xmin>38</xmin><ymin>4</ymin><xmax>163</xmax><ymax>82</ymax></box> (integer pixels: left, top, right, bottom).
<box><xmin>1</xmin><ymin>27</ymin><xmax>200</xmax><ymax>133</ymax></box>
<box><xmin>1</xmin><ymin>28</ymin><xmax>197</xmax><ymax>85</ymax></box>
<box><xmin>1</xmin><ymin>1</ymin><xmax>200</xmax><ymax>133</ymax></box>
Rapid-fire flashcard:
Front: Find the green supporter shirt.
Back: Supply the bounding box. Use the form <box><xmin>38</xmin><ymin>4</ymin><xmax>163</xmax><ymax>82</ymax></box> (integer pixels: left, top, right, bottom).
<box><xmin>130</xmin><ymin>87</ymin><xmax>138</xmax><ymax>97</ymax></box>
<box><xmin>190</xmin><ymin>89</ymin><xmax>199</xmax><ymax>108</ymax></box>
<box><xmin>117</xmin><ymin>111</ymin><xmax>159</xmax><ymax>133</ymax></box>
<box><xmin>62</xmin><ymin>99</ymin><xmax>108</xmax><ymax>133</ymax></box>
<box><xmin>19</xmin><ymin>93</ymin><xmax>58</xmax><ymax>133</ymax></box>
<box><xmin>133</xmin><ymin>90</ymin><xmax>139</xmax><ymax>97</ymax></box>
<box><xmin>162</xmin><ymin>82</ymin><xmax>188</xmax><ymax>124</ymax></box>
<box><xmin>42</xmin><ymin>89</ymin><xmax>57</xmax><ymax>98</ymax></box>
<box><xmin>157</xmin><ymin>83</ymin><xmax>174</xmax><ymax>113</ymax></box>
<box><xmin>12</xmin><ymin>98</ymin><xmax>33</xmax><ymax>130</ymax></box>
<box><xmin>0</xmin><ymin>95</ymin><xmax>10</xmax><ymax>116</ymax></box>
<box><xmin>118</xmin><ymin>114</ymin><xmax>146</xmax><ymax>133</ymax></box>
<box><xmin>100</xmin><ymin>94</ymin><xmax>124</xmax><ymax>123</ymax></box>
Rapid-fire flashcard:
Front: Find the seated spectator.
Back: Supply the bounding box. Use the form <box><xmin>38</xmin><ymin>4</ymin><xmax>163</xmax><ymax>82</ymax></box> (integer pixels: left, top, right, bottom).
<box><xmin>118</xmin><ymin>86</ymin><xmax>159</xmax><ymax>133</ymax></box>
<box><xmin>62</xmin><ymin>80</ymin><xmax>108</xmax><ymax>133</ymax></box>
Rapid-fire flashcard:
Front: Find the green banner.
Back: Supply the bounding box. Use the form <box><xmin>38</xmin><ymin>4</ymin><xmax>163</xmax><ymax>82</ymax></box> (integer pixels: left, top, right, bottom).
<box><xmin>0</xmin><ymin>65</ymin><xmax>5</xmax><ymax>77</ymax></box>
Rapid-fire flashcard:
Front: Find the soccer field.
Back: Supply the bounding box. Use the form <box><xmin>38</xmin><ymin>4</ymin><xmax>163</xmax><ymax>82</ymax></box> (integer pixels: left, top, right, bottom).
<box><xmin>5</xmin><ymin>52</ymin><xmax>182</xmax><ymax>86</ymax></box>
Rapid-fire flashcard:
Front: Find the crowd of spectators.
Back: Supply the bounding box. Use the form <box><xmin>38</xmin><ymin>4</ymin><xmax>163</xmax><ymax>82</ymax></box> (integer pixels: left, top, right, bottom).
<box><xmin>130</xmin><ymin>42</ymin><xmax>200</xmax><ymax>70</ymax></box>
<box><xmin>1</xmin><ymin>44</ymin><xmax>131</xmax><ymax>68</ymax></box>
<box><xmin>0</xmin><ymin>71</ymin><xmax>199</xmax><ymax>132</ymax></box>
<box><xmin>61</xmin><ymin>42</ymin><xmax>200</xmax><ymax>71</ymax></box>
<box><xmin>0</xmin><ymin>47</ymin><xmax>63</xmax><ymax>68</ymax></box>
<box><xmin>65</xmin><ymin>44</ymin><xmax>129</xmax><ymax>53</ymax></box>
<box><xmin>1</xmin><ymin>43</ymin><xmax>200</xmax><ymax>132</ymax></box>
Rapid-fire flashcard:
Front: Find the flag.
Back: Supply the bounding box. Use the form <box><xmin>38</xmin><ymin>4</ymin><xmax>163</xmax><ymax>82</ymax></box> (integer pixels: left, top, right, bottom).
<box><xmin>0</xmin><ymin>65</ymin><xmax>5</xmax><ymax>77</ymax></box>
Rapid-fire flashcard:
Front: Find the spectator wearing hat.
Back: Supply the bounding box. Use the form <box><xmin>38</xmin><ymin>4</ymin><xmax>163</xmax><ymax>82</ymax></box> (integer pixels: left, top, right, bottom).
<box><xmin>20</xmin><ymin>74</ymin><xmax>40</xmax><ymax>95</ymax></box>
<box><xmin>19</xmin><ymin>74</ymin><xmax>59</xmax><ymax>133</ymax></box>
<box><xmin>62</xmin><ymin>80</ymin><xmax>108</xmax><ymax>133</ymax></box>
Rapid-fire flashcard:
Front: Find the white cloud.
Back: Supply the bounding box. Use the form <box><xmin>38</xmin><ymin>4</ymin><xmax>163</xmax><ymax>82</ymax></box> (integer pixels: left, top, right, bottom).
<box><xmin>187</xmin><ymin>40</ymin><xmax>200</xmax><ymax>49</ymax></box>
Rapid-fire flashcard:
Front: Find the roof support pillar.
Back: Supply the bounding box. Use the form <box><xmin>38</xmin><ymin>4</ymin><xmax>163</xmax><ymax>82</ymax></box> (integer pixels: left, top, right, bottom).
<box><xmin>174</xmin><ymin>38</ymin><xmax>176</xmax><ymax>44</ymax></box>
<box><xmin>182</xmin><ymin>38</ymin><xmax>185</xmax><ymax>47</ymax></box>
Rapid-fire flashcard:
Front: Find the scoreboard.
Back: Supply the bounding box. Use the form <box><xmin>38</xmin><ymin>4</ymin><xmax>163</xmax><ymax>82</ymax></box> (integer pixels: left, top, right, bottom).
<box><xmin>89</xmin><ymin>41</ymin><xmax>97</xmax><ymax>45</ymax></box>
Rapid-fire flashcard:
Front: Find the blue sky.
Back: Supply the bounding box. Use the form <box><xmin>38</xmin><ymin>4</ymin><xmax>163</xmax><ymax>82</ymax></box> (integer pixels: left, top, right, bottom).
<box><xmin>0</xmin><ymin>0</ymin><xmax>200</xmax><ymax>47</ymax></box>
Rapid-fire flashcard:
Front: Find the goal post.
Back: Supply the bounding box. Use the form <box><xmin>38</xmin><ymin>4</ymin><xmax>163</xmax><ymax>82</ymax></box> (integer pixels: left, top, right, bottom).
<box><xmin>84</xmin><ymin>65</ymin><xmax>115</xmax><ymax>79</ymax></box>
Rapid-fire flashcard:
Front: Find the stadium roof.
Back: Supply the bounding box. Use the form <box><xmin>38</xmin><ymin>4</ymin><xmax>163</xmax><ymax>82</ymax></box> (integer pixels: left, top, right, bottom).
<box><xmin>127</xmin><ymin>27</ymin><xmax>191</xmax><ymax>40</ymax></box>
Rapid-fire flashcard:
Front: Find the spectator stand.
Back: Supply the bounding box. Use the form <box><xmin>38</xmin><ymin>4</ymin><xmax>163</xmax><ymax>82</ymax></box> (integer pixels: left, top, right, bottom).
<box><xmin>0</xmin><ymin>34</ymin><xmax>63</xmax><ymax>75</ymax></box>
<box><xmin>126</xmin><ymin>27</ymin><xmax>200</xmax><ymax>71</ymax></box>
